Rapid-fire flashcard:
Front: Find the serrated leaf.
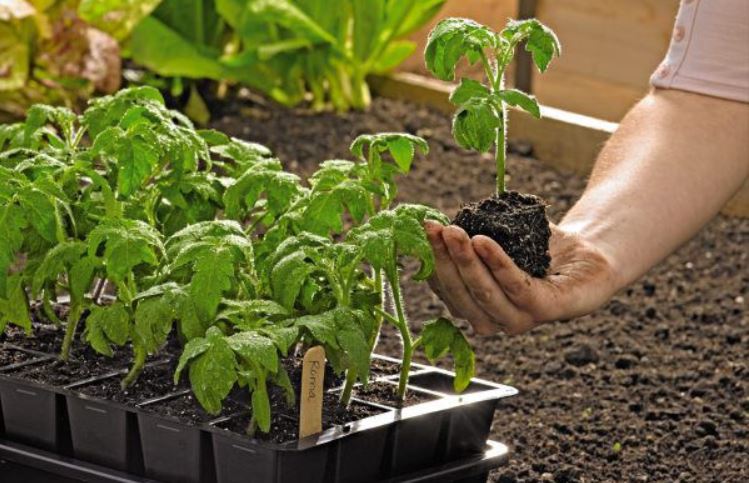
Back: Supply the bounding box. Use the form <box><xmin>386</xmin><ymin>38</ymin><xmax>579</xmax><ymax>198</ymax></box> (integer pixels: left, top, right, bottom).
<box><xmin>88</xmin><ymin>219</ymin><xmax>164</xmax><ymax>283</ymax></box>
<box><xmin>452</xmin><ymin>99</ymin><xmax>500</xmax><ymax>153</ymax></box>
<box><xmin>32</xmin><ymin>241</ymin><xmax>87</xmax><ymax>297</ymax></box>
<box><xmin>498</xmin><ymin>89</ymin><xmax>540</xmax><ymax>118</ymax></box>
<box><xmin>425</xmin><ymin>18</ymin><xmax>498</xmax><ymax>81</ymax></box>
<box><xmin>190</xmin><ymin>248</ymin><xmax>235</xmax><ymax>322</ymax></box>
<box><xmin>17</xmin><ymin>188</ymin><xmax>57</xmax><ymax>243</ymax></box>
<box><xmin>227</xmin><ymin>331</ymin><xmax>278</xmax><ymax>373</ymax></box>
<box><xmin>450</xmin><ymin>78</ymin><xmax>491</xmax><ymax>106</ymax></box>
<box><xmin>293</xmin><ymin>309</ymin><xmax>340</xmax><ymax>349</ymax></box>
<box><xmin>336</xmin><ymin>324</ymin><xmax>370</xmax><ymax>384</ymax></box>
<box><xmin>260</xmin><ymin>325</ymin><xmax>299</xmax><ymax>357</ymax></box>
<box><xmin>270</xmin><ymin>251</ymin><xmax>316</xmax><ymax>310</ymax></box>
<box><xmin>501</xmin><ymin>18</ymin><xmax>561</xmax><ymax>73</ymax></box>
<box><xmin>0</xmin><ymin>274</ymin><xmax>31</xmax><ymax>333</ymax></box>
<box><xmin>421</xmin><ymin>318</ymin><xmax>475</xmax><ymax>392</ymax></box>
<box><xmin>133</xmin><ymin>296</ymin><xmax>175</xmax><ymax>354</ymax></box>
<box><xmin>174</xmin><ymin>334</ymin><xmax>211</xmax><ymax>383</ymax></box>
<box><xmin>84</xmin><ymin>303</ymin><xmax>131</xmax><ymax>357</ymax></box>
<box><xmin>187</xmin><ymin>327</ymin><xmax>237</xmax><ymax>414</ymax></box>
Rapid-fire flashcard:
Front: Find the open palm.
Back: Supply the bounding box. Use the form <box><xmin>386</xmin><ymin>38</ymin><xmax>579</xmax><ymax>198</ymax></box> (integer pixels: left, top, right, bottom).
<box><xmin>425</xmin><ymin>221</ymin><xmax>617</xmax><ymax>335</ymax></box>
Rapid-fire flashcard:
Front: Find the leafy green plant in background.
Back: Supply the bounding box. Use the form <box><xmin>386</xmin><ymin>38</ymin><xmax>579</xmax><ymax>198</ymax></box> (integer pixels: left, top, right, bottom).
<box><xmin>2</xmin><ymin>86</ymin><xmax>475</xmax><ymax>435</ymax></box>
<box><xmin>424</xmin><ymin>17</ymin><xmax>560</xmax><ymax>194</ymax></box>
<box><xmin>82</xmin><ymin>0</ymin><xmax>445</xmax><ymax>112</ymax></box>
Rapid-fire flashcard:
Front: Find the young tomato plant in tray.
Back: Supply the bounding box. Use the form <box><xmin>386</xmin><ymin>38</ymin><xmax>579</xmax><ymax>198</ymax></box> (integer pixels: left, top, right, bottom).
<box><xmin>425</xmin><ymin>17</ymin><xmax>561</xmax><ymax>277</ymax></box>
<box><xmin>2</xmin><ymin>86</ymin><xmax>479</xmax><ymax>438</ymax></box>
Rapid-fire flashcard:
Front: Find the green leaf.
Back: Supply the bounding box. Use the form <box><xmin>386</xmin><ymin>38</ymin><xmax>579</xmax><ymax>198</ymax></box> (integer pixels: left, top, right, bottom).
<box><xmin>425</xmin><ymin>18</ymin><xmax>498</xmax><ymax>81</ymax></box>
<box><xmin>270</xmin><ymin>363</ymin><xmax>295</xmax><ymax>406</ymax></box>
<box><xmin>223</xmin><ymin>163</ymin><xmax>301</xmax><ymax>220</ymax></box>
<box><xmin>497</xmin><ymin>89</ymin><xmax>540</xmax><ymax>118</ymax></box>
<box><xmin>84</xmin><ymin>303</ymin><xmax>130</xmax><ymax>357</ymax></box>
<box><xmin>301</xmin><ymin>180</ymin><xmax>371</xmax><ymax>235</ymax></box>
<box><xmin>260</xmin><ymin>325</ymin><xmax>299</xmax><ymax>357</ymax></box>
<box><xmin>78</xmin><ymin>0</ymin><xmax>163</xmax><ymax>41</ymax></box>
<box><xmin>130</xmin><ymin>16</ymin><xmax>228</xmax><ymax>80</ymax></box>
<box><xmin>227</xmin><ymin>331</ymin><xmax>278</xmax><ymax>373</ymax></box>
<box><xmin>501</xmin><ymin>18</ymin><xmax>561</xmax><ymax>73</ymax></box>
<box><xmin>372</xmin><ymin>40</ymin><xmax>416</xmax><ymax>73</ymax></box>
<box><xmin>351</xmin><ymin>133</ymin><xmax>428</xmax><ymax>170</ymax></box>
<box><xmin>450</xmin><ymin>78</ymin><xmax>491</xmax><ymax>106</ymax></box>
<box><xmin>17</xmin><ymin>188</ymin><xmax>58</xmax><ymax>243</ymax></box>
<box><xmin>293</xmin><ymin>309</ymin><xmax>340</xmax><ymax>349</ymax></box>
<box><xmin>88</xmin><ymin>219</ymin><xmax>164</xmax><ymax>283</ymax></box>
<box><xmin>133</xmin><ymin>296</ymin><xmax>175</xmax><ymax>354</ymax></box>
<box><xmin>348</xmin><ymin>204</ymin><xmax>447</xmax><ymax>283</ymax></box>
<box><xmin>32</xmin><ymin>241</ymin><xmax>87</xmax><ymax>297</ymax></box>
<box><xmin>186</xmin><ymin>327</ymin><xmax>237</xmax><ymax>414</ymax></box>
<box><xmin>270</xmin><ymin>251</ymin><xmax>316</xmax><ymax>311</ymax></box>
<box><xmin>336</xmin><ymin>324</ymin><xmax>370</xmax><ymax>385</ymax></box>
<box><xmin>452</xmin><ymin>99</ymin><xmax>500</xmax><ymax>153</ymax></box>
<box><xmin>174</xmin><ymin>335</ymin><xmax>212</xmax><ymax>383</ymax></box>
<box><xmin>69</xmin><ymin>256</ymin><xmax>99</xmax><ymax>305</ymax></box>
<box><xmin>0</xmin><ymin>274</ymin><xmax>31</xmax><ymax>333</ymax></box>
<box><xmin>420</xmin><ymin>318</ymin><xmax>475</xmax><ymax>392</ymax></box>
<box><xmin>190</xmin><ymin>248</ymin><xmax>235</xmax><ymax>322</ymax></box>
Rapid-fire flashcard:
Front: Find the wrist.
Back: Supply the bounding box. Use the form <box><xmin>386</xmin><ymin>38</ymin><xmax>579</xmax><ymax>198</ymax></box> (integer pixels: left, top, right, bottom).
<box><xmin>558</xmin><ymin>218</ymin><xmax>625</xmax><ymax>307</ymax></box>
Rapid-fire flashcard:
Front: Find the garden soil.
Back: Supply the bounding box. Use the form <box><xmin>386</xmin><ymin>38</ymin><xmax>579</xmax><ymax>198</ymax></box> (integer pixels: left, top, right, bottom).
<box><xmin>210</xmin><ymin>91</ymin><xmax>748</xmax><ymax>483</ymax></box>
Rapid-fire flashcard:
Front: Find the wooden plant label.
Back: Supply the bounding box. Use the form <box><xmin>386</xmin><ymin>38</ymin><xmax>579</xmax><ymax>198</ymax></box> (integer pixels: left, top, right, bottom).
<box><xmin>299</xmin><ymin>345</ymin><xmax>326</xmax><ymax>439</ymax></box>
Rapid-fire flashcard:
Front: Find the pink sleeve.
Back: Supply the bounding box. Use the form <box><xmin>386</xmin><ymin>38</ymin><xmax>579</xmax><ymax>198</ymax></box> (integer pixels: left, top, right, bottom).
<box><xmin>651</xmin><ymin>0</ymin><xmax>749</xmax><ymax>103</ymax></box>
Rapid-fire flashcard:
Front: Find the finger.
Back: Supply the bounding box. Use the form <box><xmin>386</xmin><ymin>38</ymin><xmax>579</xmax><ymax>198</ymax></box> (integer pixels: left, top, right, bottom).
<box><xmin>441</xmin><ymin>226</ymin><xmax>526</xmax><ymax>330</ymax></box>
<box><xmin>430</xmin><ymin>228</ymin><xmax>498</xmax><ymax>335</ymax></box>
<box><xmin>425</xmin><ymin>225</ymin><xmax>468</xmax><ymax>319</ymax></box>
<box><xmin>472</xmin><ymin>235</ymin><xmax>535</xmax><ymax>306</ymax></box>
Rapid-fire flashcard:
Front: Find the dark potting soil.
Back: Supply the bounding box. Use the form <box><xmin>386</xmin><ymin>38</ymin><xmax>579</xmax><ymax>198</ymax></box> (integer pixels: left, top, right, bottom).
<box><xmin>139</xmin><ymin>392</ymin><xmax>245</xmax><ymax>426</ymax></box>
<box><xmin>453</xmin><ymin>191</ymin><xmax>551</xmax><ymax>277</ymax></box>
<box><xmin>216</xmin><ymin>392</ymin><xmax>386</xmax><ymax>444</ymax></box>
<box><xmin>74</xmin><ymin>362</ymin><xmax>184</xmax><ymax>404</ymax></box>
<box><xmin>369</xmin><ymin>357</ymin><xmax>402</xmax><ymax>377</ymax></box>
<box><xmin>352</xmin><ymin>380</ymin><xmax>437</xmax><ymax>408</ymax></box>
<box><xmin>1</xmin><ymin>323</ymin><xmax>65</xmax><ymax>354</ymax></box>
<box><xmin>0</xmin><ymin>347</ymin><xmax>45</xmax><ymax>370</ymax></box>
<box><xmin>9</xmin><ymin>344</ymin><xmax>132</xmax><ymax>387</ymax></box>
<box><xmin>209</xmin><ymin>93</ymin><xmax>748</xmax><ymax>482</ymax></box>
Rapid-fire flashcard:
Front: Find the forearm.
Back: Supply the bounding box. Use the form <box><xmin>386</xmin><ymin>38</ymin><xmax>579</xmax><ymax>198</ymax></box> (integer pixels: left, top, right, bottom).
<box><xmin>561</xmin><ymin>89</ymin><xmax>749</xmax><ymax>291</ymax></box>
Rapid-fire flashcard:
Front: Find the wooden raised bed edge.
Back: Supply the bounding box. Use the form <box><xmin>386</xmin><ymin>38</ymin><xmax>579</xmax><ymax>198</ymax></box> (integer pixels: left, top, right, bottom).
<box><xmin>370</xmin><ymin>72</ymin><xmax>749</xmax><ymax>218</ymax></box>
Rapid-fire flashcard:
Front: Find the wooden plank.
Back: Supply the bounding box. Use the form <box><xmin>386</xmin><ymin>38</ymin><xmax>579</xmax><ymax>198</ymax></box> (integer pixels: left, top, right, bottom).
<box><xmin>370</xmin><ymin>72</ymin><xmax>749</xmax><ymax>217</ymax></box>
<box><xmin>533</xmin><ymin>0</ymin><xmax>680</xmax><ymax>121</ymax></box>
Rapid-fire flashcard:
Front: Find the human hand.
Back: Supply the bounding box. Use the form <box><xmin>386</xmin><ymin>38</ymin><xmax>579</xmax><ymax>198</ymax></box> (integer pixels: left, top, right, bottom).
<box><xmin>424</xmin><ymin>221</ymin><xmax>618</xmax><ymax>335</ymax></box>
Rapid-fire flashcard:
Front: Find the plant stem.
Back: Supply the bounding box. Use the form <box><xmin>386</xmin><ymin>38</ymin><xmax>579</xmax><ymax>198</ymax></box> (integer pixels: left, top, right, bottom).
<box><xmin>60</xmin><ymin>302</ymin><xmax>83</xmax><ymax>361</ymax></box>
<box><xmin>121</xmin><ymin>346</ymin><xmax>146</xmax><ymax>388</ymax></box>
<box><xmin>496</xmin><ymin>110</ymin><xmax>507</xmax><ymax>195</ymax></box>
<box><xmin>390</xmin><ymin>278</ymin><xmax>412</xmax><ymax>401</ymax></box>
<box><xmin>42</xmin><ymin>291</ymin><xmax>63</xmax><ymax>326</ymax></box>
<box><xmin>340</xmin><ymin>368</ymin><xmax>357</xmax><ymax>406</ymax></box>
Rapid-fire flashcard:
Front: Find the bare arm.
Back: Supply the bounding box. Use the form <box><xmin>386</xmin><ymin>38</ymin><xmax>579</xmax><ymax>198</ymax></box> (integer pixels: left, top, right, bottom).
<box><xmin>427</xmin><ymin>89</ymin><xmax>749</xmax><ymax>335</ymax></box>
<box><xmin>561</xmin><ymin>88</ymin><xmax>749</xmax><ymax>290</ymax></box>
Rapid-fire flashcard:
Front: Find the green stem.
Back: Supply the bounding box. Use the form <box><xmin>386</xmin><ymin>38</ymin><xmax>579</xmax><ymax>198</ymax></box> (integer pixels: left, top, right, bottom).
<box><xmin>390</xmin><ymin>278</ymin><xmax>412</xmax><ymax>401</ymax></box>
<box><xmin>496</xmin><ymin>111</ymin><xmax>506</xmax><ymax>194</ymax></box>
<box><xmin>121</xmin><ymin>346</ymin><xmax>146</xmax><ymax>388</ymax></box>
<box><xmin>340</xmin><ymin>368</ymin><xmax>357</xmax><ymax>406</ymax></box>
<box><xmin>42</xmin><ymin>290</ymin><xmax>63</xmax><ymax>326</ymax></box>
<box><xmin>60</xmin><ymin>302</ymin><xmax>83</xmax><ymax>361</ymax></box>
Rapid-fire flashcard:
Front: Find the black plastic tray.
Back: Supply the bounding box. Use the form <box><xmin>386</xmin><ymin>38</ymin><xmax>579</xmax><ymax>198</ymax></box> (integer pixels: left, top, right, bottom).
<box><xmin>0</xmin><ymin>438</ymin><xmax>509</xmax><ymax>482</ymax></box>
<box><xmin>0</xmin><ymin>342</ymin><xmax>517</xmax><ymax>482</ymax></box>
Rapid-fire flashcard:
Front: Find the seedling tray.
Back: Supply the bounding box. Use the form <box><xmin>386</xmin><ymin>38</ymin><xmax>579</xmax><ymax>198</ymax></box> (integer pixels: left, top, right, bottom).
<box><xmin>0</xmin><ymin>343</ymin><xmax>517</xmax><ymax>483</ymax></box>
<box><xmin>0</xmin><ymin>438</ymin><xmax>509</xmax><ymax>483</ymax></box>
